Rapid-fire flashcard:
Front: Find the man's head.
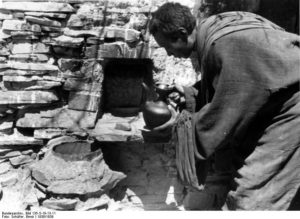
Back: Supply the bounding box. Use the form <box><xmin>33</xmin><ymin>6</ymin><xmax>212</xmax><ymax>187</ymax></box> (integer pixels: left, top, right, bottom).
<box><xmin>149</xmin><ymin>2</ymin><xmax>197</xmax><ymax>58</ymax></box>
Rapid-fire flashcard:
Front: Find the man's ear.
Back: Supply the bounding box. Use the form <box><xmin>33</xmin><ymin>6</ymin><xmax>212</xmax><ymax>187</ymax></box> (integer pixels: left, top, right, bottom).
<box><xmin>178</xmin><ymin>27</ymin><xmax>188</xmax><ymax>42</ymax></box>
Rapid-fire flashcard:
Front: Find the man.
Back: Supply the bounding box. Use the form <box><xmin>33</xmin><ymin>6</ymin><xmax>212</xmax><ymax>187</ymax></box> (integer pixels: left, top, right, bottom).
<box><xmin>149</xmin><ymin>2</ymin><xmax>300</xmax><ymax>210</ymax></box>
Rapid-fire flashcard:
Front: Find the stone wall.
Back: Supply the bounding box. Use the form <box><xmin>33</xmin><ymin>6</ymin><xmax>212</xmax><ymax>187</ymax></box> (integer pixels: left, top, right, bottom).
<box><xmin>0</xmin><ymin>0</ymin><xmax>209</xmax><ymax>211</ymax></box>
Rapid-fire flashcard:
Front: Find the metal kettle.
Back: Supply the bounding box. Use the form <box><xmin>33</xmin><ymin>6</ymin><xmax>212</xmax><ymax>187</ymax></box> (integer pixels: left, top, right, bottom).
<box><xmin>141</xmin><ymin>82</ymin><xmax>172</xmax><ymax>129</ymax></box>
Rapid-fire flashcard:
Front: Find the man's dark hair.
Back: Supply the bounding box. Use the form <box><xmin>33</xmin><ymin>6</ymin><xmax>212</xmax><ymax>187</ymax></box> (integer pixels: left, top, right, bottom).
<box><xmin>149</xmin><ymin>2</ymin><xmax>196</xmax><ymax>40</ymax></box>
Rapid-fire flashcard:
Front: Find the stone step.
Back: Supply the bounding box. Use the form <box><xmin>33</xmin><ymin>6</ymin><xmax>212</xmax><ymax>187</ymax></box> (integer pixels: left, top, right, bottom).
<box><xmin>0</xmin><ymin>90</ymin><xmax>59</xmax><ymax>105</ymax></box>
<box><xmin>0</xmin><ymin>2</ymin><xmax>75</xmax><ymax>13</ymax></box>
<box><xmin>17</xmin><ymin>108</ymin><xmax>98</xmax><ymax>129</ymax></box>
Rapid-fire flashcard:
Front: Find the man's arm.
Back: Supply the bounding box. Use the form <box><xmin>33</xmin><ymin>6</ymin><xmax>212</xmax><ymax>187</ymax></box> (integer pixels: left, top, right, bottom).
<box><xmin>192</xmin><ymin>31</ymin><xmax>279</xmax><ymax>159</ymax></box>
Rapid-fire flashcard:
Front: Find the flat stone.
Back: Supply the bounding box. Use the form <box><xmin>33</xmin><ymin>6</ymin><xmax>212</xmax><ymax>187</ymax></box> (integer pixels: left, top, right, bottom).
<box><xmin>7</xmin><ymin>62</ymin><xmax>58</xmax><ymax>71</ymax></box>
<box><xmin>34</xmin><ymin>129</ymin><xmax>65</xmax><ymax>140</ymax></box>
<box><xmin>17</xmin><ymin>108</ymin><xmax>98</xmax><ymax>130</ymax></box>
<box><xmin>2</xmin><ymin>68</ymin><xmax>54</xmax><ymax>76</ymax></box>
<box><xmin>68</xmin><ymin>91</ymin><xmax>101</xmax><ymax>112</ymax></box>
<box><xmin>64</xmin><ymin>27</ymin><xmax>141</xmax><ymax>42</ymax></box>
<box><xmin>12</xmin><ymin>12</ymin><xmax>25</xmax><ymax>19</ymax></box>
<box><xmin>3</xmin><ymin>75</ymin><xmax>63</xmax><ymax>82</ymax></box>
<box><xmin>41</xmin><ymin>26</ymin><xmax>62</xmax><ymax>32</ymax></box>
<box><xmin>8</xmin><ymin>54</ymin><xmax>49</xmax><ymax>63</ymax></box>
<box><xmin>10</xmin><ymin>31</ymin><xmax>41</xmax><ymax>37</ymax></box>
<box><xmin>1</xmin><ymin>151</ymin><xmax>22</xmax><ymax>159</ymax></box>
<box><xmin>0</xmin><ymin>12</ymin><xmax>13</xmax><ymax>20</ymax></box>
<box><xmin>25</xmin><ymin>16</ymin><xmax>62</xmax><ymax>27</ymax></box>
<box><xmin>63</xmin><ymin>79</ymin><xmax>101</xmax><ymax>91</ymax></box>
<box><xmin>57</xmin><ymin>58</ymin><xmax>82</xmax><ymax>72</ymax></box>
<box><xmin>0</xmin><ymin>134</ymin><xmax>43</xmax><ymax>149</ymax></box>
<box><xmin>0</xmin><ymin>47</ymin><xmax>10</xmax><ymax>56</ymax></box>
<box><xmin>0</xmin><ymin>162</ymin><xmax>11</xmax><ymax>175</ymax></box>
<box><xmin>21</xmin><ymin>149</ymin><xmax>34</xmax><ymax>156</ymax></box>
<box><xmin>67</xmin><ymin>14</ymin><xmax>86</xmax><ymax>28</ymax></box>
<box><xmin>75</xmin><ymin>195</ymin><xmax>110</xmax><ymax>211</ymax></box>
<box><xmin>11</xmin><ymin>42</ymin><xmax>50</xmax><ymax>54</ymax></box>
<box><xmin>42</xmin><ymin>198</ymin><xmax>78</xmax><ymax>211</ymax></box>
<box><xmin>25</xmin><ymin>12</ymin><xmax>67</xmax><ymax>19</ymax></box>
<box><xmin>0</xmin><ymin>121</ymin><xmax>13</xmax><ymax>135</ymax></box>
<box><xmin>12</xmin><ymin>35</ymin><xmax>39</xmax><ymax>41</ymax></box>
<box><xmin>0</xmin><ymin>171</ymin><xmax>18</xmax><ymax>187</ymax></box>
<box><xmin>86</xmin><ymin>37</ymin><xmax>103</xmax><ymax>45</ymax></box>
<box><xmin>0</xmin><ymin>2</ymin><xmax>75</xmax><ymax>13</ymax></box>
<box><xmin>2</xmin><ymin>20</ymin><xmax>41</xmax><ymax>32</ymax></box>
<box><xmin>9</xmin><ymin>154</ymin><xmax>33</xmax><ymax>167</ymax></box>
<box><xmin>50</xmin><ymin>35</ymin><xmax>84</xmax><ymax>47</ymax></box>
<box><xmin>0</xmin><ymin>90</ymin><xmax>59</xmax><ymax>105</ymax></box>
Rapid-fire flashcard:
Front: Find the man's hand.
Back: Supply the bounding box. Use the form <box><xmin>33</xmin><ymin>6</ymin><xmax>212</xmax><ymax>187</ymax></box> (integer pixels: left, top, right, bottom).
<box><xmin>167</xmin><ymin>84</ymin><xmax>186</xmax><ymax>107</ymax></box>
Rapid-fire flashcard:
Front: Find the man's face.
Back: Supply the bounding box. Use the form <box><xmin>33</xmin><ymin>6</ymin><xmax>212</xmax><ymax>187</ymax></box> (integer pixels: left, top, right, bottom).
<box><xmin>153</xmin><ymin>32</ymin><xmax>192</xmax><ymax>58</ymax></box>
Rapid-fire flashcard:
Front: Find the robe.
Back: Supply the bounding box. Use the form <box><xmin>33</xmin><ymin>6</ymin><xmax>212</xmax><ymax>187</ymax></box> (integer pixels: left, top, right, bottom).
<box><xmin>181</xmin><ymin>12</ymin><xmax>300</xmax><ymax>210</ymax></box>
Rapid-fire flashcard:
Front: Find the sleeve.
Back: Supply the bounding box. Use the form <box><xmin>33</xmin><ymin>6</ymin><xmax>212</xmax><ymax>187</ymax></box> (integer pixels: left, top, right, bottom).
<box><xmin>182</xmin><ymin>80</ymin><xmax>202</xmax><ymax>113</ymax></box>
<box><xmin>192</xmin><ymin>33</ymin><xmax>273</xmax><ymax>160</ymax></box>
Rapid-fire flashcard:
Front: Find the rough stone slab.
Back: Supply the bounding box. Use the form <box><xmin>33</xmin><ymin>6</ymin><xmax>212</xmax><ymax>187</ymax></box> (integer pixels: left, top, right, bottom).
<box><xmin>0</xmin><ymin>47</ymin><xmax>10</xmax><ymax>56</ymax></box>
<box><xmin>5</xmin><ymin>80</ymin><xmax>62</xmax><ymax>91</ymax></box>
<box><xmin>50</xmin><ymin>35</ymin><xmax>84</xmax><ymax>47</ymax></box>
<box><xmin>8</xmin><ymin>54</ymin><xmax>49</xmax><ymax>63</ymax></box>
<box><xmin>57</xmin><ymin>58</ymin><xmax>82</xmax><ymax>72</ymax></box>
<box><xmin>9</xmin><ymin>154</ymin><xmax>33</xmax><ymax>167</ymax></box>
<box><xmin>2</xmin><ymin>19</ymin><xmax>41</xmax><ymax>32</ymax></box>
<box><xmin>3</xmin><ymin>75</ymin><xmax>63</xmax><ymax>82</ymax></box>
<box><xmin>10</xmin><ymin>31</ymin><xmax>41</xmax><ymax>37</ymax></box>
<box><xmin>66</xmin><ymin>14</ymin><xmax>88</xmax><ymax>28</ymax></box>
<box><xmin>0</xmin><ymin>90</ymin><xmax>59</xmax><ymax>105</ymax></box>
<box><xmin>11</xmin><ymin>42</ymin><xmax>50</xmax><ymax>54</ymax></box>
<box><xmin>42</xmin><ymin>198</ymin><xmax>78</xmax><ymax>210</ymax></box>
<box><xmin>0</xmin><ymin>162</ymin><xmax>11</xmax><ymax>175</ymax></box>
<box><xmin>12</xmin><ymin>12</ymin><xmax>25</xmax><ymax>19</ymax></box>
<box><xmin>12</xmin><ymin>35</ymin><xmax>39</xmax><ymax>41</ymax></box>
<box><xmin>1</xmin><ymin>151</ymin><xmax>22</xmax><ymax>159</ymax></box>
<box><xmin>89</xmin><ymin>113</ymin><xmax>144</xmax><ymax>142</ymax></box>
<box><xmin>63</xmin><ymin>79</ymin><xmax>101</xmax><ymax>92</ymax></box>
<box><xmin>2</xmin><ymin>68</ymin><xmax>54</xmax><ymax>76</ymax></box>
<box><xmin>0</xmin><ymin>134</ymin><xmax>43</xmax><ymax>149</ymax></box>
<box><xmin>0</xmin><ymin>12</ymin><xmax>13</xmax><ymax>20</ymax></box>
<box><xmin>41</xmin><ymin>26</ymin><xmax>63</xmax><ymax>32</ymax></box>
<box><xmin>0</xmin><ymin>121</ymin><xmax>13</xmax><ymax>135</ymax></box>
<box><xmin>33</xmin><ymin>129</ymin><xmax>65</xmax><ymax>140</ymax></box>
<box><xmin>0</xmin><ymin>171</ymin><xmax>18</xmax><ymax>187</ymax></box>
<box><xmin>17</xmin><ymin>108</ymin><xmax>98</xmax><ymax>130</ymax></box>
<box><xmin>0</xmin><ymin>2</ymin><xmax>75</xmax><ymax>13</ymax></box>
<box><xmin>64</xmin><ymin>27</ymin><xmax>141</xmax><ymax>42</ymax></box>
<box><xmin>7</xmin><ymin>62</ymin><xmax>58</xmax><ymax>71</ymax></box>
<box><xmin>25</xmin><ymin>16</ymin><xmax>62</xmax><ymax>27</ymax></box>
<box><xmin>75</xmin><ymin>195</ymin><xmax>110</xmax><ymax>211</ymax></box>
<box><xmin>68</xmin><ymin>91</ymin><xmax>100</xmax><ymax>112</ymax></box>
<box><xmin>25</xmin><ymin>12</ymin><xmax>67</xmax><ymax>19</ymax></box>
